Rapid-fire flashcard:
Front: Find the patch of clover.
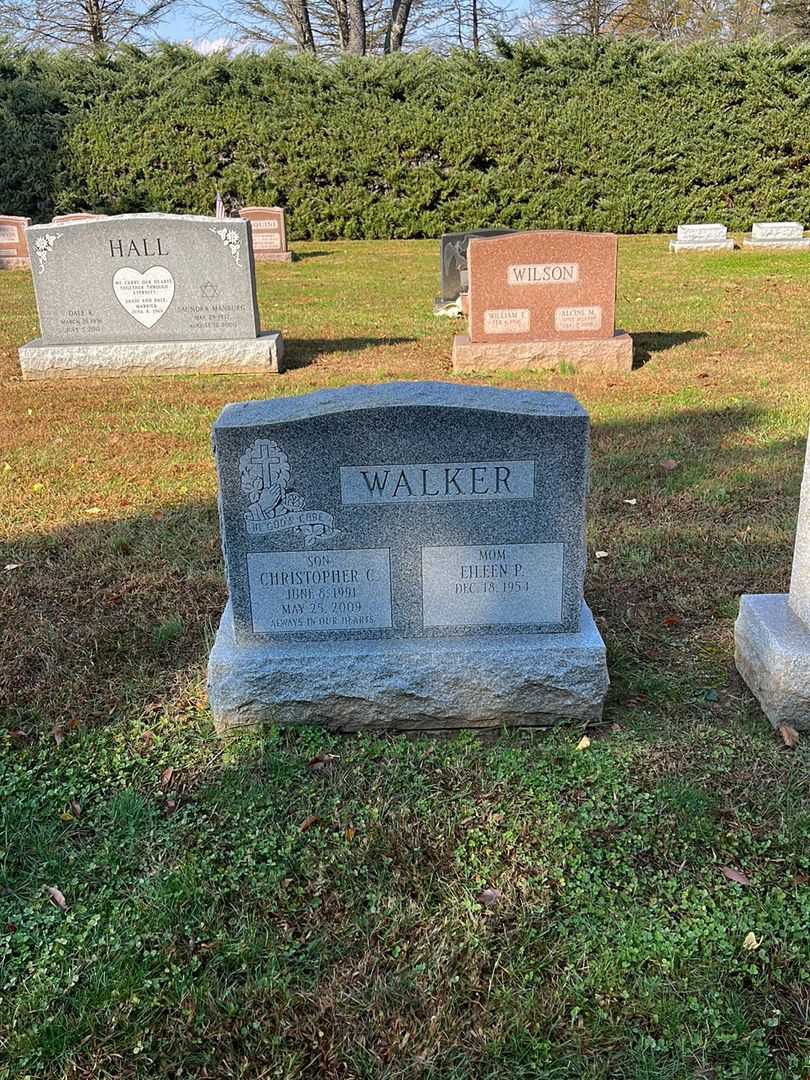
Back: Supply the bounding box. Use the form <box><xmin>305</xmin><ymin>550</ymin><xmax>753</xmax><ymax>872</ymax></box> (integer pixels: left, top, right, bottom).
<box><xmin>210</xmin><ymin>226</ymin><xmax>241</xmax><ymax>266</ymax></box>
<box><xmin>34</xmin><ymin>233</ymin><xmax>62</xmax><ymax>273</ymax></box>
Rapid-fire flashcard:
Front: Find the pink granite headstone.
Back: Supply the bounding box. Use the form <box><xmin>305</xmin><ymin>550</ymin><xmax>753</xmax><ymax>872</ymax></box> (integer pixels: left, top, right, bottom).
<box><xmin>239</xmin><ymin>207</ymin><xmax>292</xmax><ymax>262</ymax></box>
<box><xmin>0</xmin><ymin>215</ymin><xmax>31</xmax><ymax>269</ymax></box>
<box><xmin>51</xmin><ymin>213</ymin><xmax>108</xmax><ymax>225</ymax></box>
<box><xmin>452</xmin><ymin>230</ymin><xmax>633</xmax><ymax>375</ymax></box>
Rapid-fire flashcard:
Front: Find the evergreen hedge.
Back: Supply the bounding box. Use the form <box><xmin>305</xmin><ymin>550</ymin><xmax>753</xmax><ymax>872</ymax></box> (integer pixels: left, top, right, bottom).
<box><xmin>3</xmin><ymin>38</ymin><xmax>810</xmax><ymax>237</ymax></box>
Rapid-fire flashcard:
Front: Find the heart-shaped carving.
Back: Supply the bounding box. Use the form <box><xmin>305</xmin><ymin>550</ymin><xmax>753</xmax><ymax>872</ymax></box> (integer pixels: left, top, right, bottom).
<box><xmin>113</xmin><ymin>265</ymin><xmax>175</xmax><ymax>328</ymax></box>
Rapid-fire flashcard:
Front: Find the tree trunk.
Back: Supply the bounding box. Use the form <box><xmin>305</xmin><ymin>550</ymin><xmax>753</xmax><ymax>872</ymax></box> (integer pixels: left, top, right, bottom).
<box><xmin>471</xmin><ymin>0</ymin><xmax>479</xmax><ymax>48</ymax></box>
<box><xmin>384</xmin><ymin>0</ymin><xmax>412</xmax><ymax>50</ymax></box>
<box><xmin>346</xmin><ymin>0</ymin><xmax>366</xmax><ymax>52</ymax></box>
<box><xmin>85</xmin><ymin>0</ymin><xmax>106</xmax><ymax>44</ymax></box>
<box><xmin>286</xmin><ymin>0</ymin><xmax>317</xmax><ymax>51</ymax></box>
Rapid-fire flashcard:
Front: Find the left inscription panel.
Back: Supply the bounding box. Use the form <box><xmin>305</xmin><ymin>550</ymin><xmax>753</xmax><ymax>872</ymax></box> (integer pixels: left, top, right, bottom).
<box><xmin>247</xmin><ymin>548</ymin><xmax>393</xmax><ymax>634</ymax></box>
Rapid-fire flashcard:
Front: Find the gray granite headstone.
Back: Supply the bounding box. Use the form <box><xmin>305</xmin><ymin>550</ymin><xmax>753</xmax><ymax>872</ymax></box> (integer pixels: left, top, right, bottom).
<box><xmin>208</xmin><ymin>381</ymin><xmax>609</xmax><ymax>733</ymax></box>
<box><xmin>440</xmin><ymin>229</ymin><xmax>514</xmax><ymax>302</ymax></box>
<box><xmin>27</xmin><ymin>213</ymin><xmax>258</xmax><ymax>344</ymax></box>
<box><xmin>19</xmin><ymin>213</ymin><xmax>284</xmax><ymax>378</ymax></box>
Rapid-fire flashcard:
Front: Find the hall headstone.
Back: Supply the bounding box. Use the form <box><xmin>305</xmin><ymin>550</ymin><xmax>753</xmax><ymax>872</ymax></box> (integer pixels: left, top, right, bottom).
<box><xmin>743</xmin><ymin>222</ymin><xmax>810</xmax><ymax>250</ymax></box>
<box><xmin>736</xmin><ymin>426</ymin><xmax>810</xmax><ymax>730</ymax></box>
<box><xmin>670</xmin><ymin>224</ymin><xmax>735</xmax><ymax>252</ymax></box>
<box><xmin>0</xmin><ymin>215</ymin><xmax>31</xmax><ymax>269</ymax></box>
<box><xmin>19</xmin><ymin>213</ymin><xmax>284</xmax><ymax>378</ymax></box>
<box><xmin>434</xmin><ymin>229</ymin><xmax>514</xmax><ymax>316</ymax></box>
<box><xmin>239</xmin><ymin>207</ymin><xmax>292</xmax><ymax>263</ymax></box>
<box><xmin>452</xmin><ymin>230</ymin><xmax>633</xmax><ymax>374</ymax></box>
<box><xmin>207</xmin><ymin>381</ymin><xmax>609</xmax><ymax>733</ymax></box>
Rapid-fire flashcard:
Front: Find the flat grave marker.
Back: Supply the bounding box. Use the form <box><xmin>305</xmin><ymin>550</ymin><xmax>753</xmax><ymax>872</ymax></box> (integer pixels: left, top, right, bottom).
<box><xmin>743</xmin><ymin>222</ymin><xmax>810</xmax><ymax>250</ymax></box>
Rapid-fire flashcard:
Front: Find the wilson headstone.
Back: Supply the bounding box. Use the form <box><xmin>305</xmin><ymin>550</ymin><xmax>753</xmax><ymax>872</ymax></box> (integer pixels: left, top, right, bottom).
<box><xmin>736</xmin><ymin>427</ymin><xmax>810</xmax><ymax>730</ymax></box>
<box><xmin>0</xmin><ymin>215</ymin><xmax>31</xmax><ymax>270</ymax></box>
<box><xmin>670</xmin><ymin>224</ymin><xmax>734</xmax><ymax>252</ymax></box>
<box><xmin>452</xmin><ymin>230</ymin><xmax>633</xmax><ymax>374</ymax></box>
<box><xmin>19</xmin><ymin>213</ymin><xmax>284</xmax><ymax>378</ymax></box>
<box><xmin>239</xmin><ymin>207</ymin><xmax>292</xmax><ymax>263</ymax></box>
<box><xmin>208</xmin><ymin>381</ymin><xmax>609</xmax><ymax>733</ymax></box>
<box><xmin>743</xmin><ymin>222</ymin><xmax>810</xmax><ymax>250</ymax></box>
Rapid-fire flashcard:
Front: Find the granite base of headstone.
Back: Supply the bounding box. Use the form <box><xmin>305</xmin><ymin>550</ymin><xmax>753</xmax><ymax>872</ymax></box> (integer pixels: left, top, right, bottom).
<box><xmin>0</xmin><ymin>215</ymin><xmax>31</xmax><ymax>269</ymax></box>
<box><xmin>433</xmin><ymin>229</ymin><xmax>514</xmax><ymax>317</ymax></box>
<box><xmin>19</xmin><ymin>213</ymin><xmax>284</xmax><ymax>379</ymax></box>
<box><xmin>735</xmin><ymin>428</ymin><xmax>810</xmax><ymax>730</ymax></box>
<box><xmin>669</xmin><ymin>224</ymin><xmax>735</xmax><ymax>253</ymax></box>
<box><xmin>207</xmin><ymin>382</ymin><xmax>609</xmax><ymax>734</ymax></box>
<box><xmin>451</xmin><ymin>230</ymin><xmax>633</xmax><ymax>376</ymax></box>
<box><xmin>742</xmin><ymin>222</ymin><xmax>810</xmax><ymax>250</ymax></box>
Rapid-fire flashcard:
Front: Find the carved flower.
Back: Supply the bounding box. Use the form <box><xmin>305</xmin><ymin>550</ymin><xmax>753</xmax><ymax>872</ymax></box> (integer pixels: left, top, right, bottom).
<box><xmin>285</xmin><ymin>491</ymin><xmax>305</xmax><ymax>512</ymax></box>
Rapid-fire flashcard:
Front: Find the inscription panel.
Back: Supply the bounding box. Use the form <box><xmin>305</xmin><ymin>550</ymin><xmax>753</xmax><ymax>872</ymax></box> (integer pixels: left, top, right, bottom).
<box><xmin>0</xmin><ymin>225</ymin><xmax>19</xmax><ymax>244</ymax></box>
<box><xmin>340</xmin><ymin>460</ymin><xmax>535</xmax><ymax>505</ymax></box>
<box><xmin>555</xmin><ymin>305</ymin><xmax>602</xmax><ymax>332</ymax></box>
<box><xmin>484</xmin><ymin>308</ymin><xmax>530</xmax><ymax>335</ymax></box>
<box><xmin>247</xmin><ymin>548</ymin><xmax>392</xmax><ymax>633</ymax></box>
<box><xmin>421</xmin><ymin>543</ymin><xmax>564</xmax><ymax>628</ymax></box>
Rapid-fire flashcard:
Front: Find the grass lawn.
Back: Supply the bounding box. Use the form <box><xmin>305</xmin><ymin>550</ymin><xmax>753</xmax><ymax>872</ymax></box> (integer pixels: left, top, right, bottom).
<box><xmin>1</xmin><ymin>235</ymin><xmax>809</xmax><ymax>1079</ymax></box>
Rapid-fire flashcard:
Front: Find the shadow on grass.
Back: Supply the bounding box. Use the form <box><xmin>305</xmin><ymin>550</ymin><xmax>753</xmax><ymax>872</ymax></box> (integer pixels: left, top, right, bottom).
<box><xmin>1</xmin><ymin>403</ymin><xmax>805</xmax><ymax>734</ymax></box>
<box><xmin>632</xmin><ymin>330</ymin><xmax>707</xmax><ymax>370</ymax></box>
<box><xmin>285</xmin><ymin>336</ymin><xmax>417</xmax><ymax>370</ymax></box>
<box><xmin>289</xmin><ymin>249</ymin><xmax>334</xmax><ymax>261</ymax></box>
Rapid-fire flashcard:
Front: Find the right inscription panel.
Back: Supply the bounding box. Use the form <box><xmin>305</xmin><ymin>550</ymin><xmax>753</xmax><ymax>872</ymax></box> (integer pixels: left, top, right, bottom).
<box><xmin>421</xmin><ymin>543</ymin><xmax>564</xmax><ymax>628</ymax></box>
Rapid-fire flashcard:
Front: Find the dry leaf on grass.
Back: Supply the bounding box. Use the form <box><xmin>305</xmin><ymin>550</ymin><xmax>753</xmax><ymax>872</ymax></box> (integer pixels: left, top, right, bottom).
<box><xmin>299</xmin><ymin>814</ymin><xmax>320</xmax><ymax>832</ymax></box>
<box><xmin>743</xmin><ymin>931</ymin><xmax>761</xmax><ymax>951</ymax></box>
<box><xmin>69</xmin><ymin>800</ymin><xmax>82</xmax><ymax>818</ymax></box>
<box><xmin>477</xmin><ymin>887</ymin><xmax>503</xmax><ymax>909</ymax></box>
<box><xmin>575</xmin><ymin>735</ymin><xmax>591</xmax><ymax>751</ymax></box>
<box><xmin>51</xmin><ymin>725</ymin><xmax>64</xmax><ymax>747</ymax></box>
<box><xmin>308</xmin><ymin>754</ymin><xmax>340</xmax><ymax>770</ymax></box>
<box><xmin>659</xmin><ymin>458</ymin><xmax>679</xmax><ymax>472</ymax></box>
<box><xmin>160</xmin><ymin>766</ymin><xmax>175</xmax><ymax>790</ymax></box>
<box><xmin>46</xmin><ymin>886</ymin><xmax>67</xmax><ymax>911</ymax></box>
<box><xmin>778</xmin><ymin>724</ymin><xmax>799</xmax><ymax>749</ymax></box>
<box><xmin>720</xmin><ymin>866</ymin><xmax>751</xmax><ymax>887</ymax></box>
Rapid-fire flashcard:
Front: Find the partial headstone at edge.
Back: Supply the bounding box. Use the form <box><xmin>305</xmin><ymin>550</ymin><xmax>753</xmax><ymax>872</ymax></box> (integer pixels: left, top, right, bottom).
<box><xmin>0</xmin><ymin>215</ymin><xmax>31</xmax><ymax>270</ymax></box>
<box><xmin>735</xmin><ymin>427</ymin><xmax>810</xmax><ymax>730</ymax></box>
<box><xmin>207</xmin><ymin>381</ymin><xmax>609</xmax><ymax>733</ymax></box>
<box><xmin>19</xmin><ymin>212</ymin><xmax>284</xmax><ymax>379</ymax></box>
<box><xmin>743</xmin><ymin>222</ymin><xmax>810</xmax><ymax>250</ymax></box>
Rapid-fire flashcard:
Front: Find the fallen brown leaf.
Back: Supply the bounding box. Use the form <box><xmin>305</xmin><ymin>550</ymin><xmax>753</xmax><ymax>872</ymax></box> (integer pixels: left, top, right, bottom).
<box><xmin>69</xmin><ymin>800</ymin><xmax>82</xmax><ymax>819</ymax></box>
<box><xmin>160</xmin><ymin>766</ymin><xmax>175</xmax><ymax>790</ymax></box>
<box><xmin>720</xmin><ymin>866</ymin><xmax>751</xmax><ymax>887</ymax></box>
<box><xmin>345</xmin><ymin>825</ymin><xmax>356</xmax><ymax>842</ymax></box>
<box><xmin>477</xmin><ymin>887</ymin><xmax>503</xmax><ymax>909</ymax></box>
<box><xmin>46</xmin><ymin>886</ymin><xmax>67</xmax><ymax>911</ymax></box>
<box><xmin>660</xmin><ymin>458</ymin><xmax>679</xmax><ymax>472</ymax></box>
<box><xmin>778</xmin><ymin>724</ymin><xmax>799</xmax><ymax>749</ymax></box>
<box><xmin>663</xmin><ymin>615</ymin><xmax>681</xmax><ymax>627</ymax></box>
<box><xmin>308</xmin><ymin>754</ymin><xmax>340</xmax><ymax>770</ymax></box>
<box><xmin>299</xmin><ymin>814</ymin><xmax>320</xmax><ymax>832</ymax></box>
<box><xmin>51</xmin><ymin>725</ymin><xmax>64</xmax><ymax>747</ymax></box>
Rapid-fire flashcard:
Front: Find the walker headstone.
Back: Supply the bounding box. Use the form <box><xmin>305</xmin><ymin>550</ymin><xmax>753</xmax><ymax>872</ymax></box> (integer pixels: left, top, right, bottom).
<box><xmin>207</xmin><ymin>381</ymin><xmax>609</xmax><ymax>733</ymax></box>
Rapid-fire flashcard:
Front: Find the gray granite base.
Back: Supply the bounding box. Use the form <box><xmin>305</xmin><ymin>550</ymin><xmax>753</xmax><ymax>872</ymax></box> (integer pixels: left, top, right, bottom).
<box><xmin>742</xmin><ymin>239</ymin><xmax>810</xmax><ymax>250</ymax></box>
<box><xmin>669</xmin><ymin>240</ymin><xmax>736</xmax><ymax>253</ymax></box>
<box><xmin>19</xmin><ymin>332</ymin><xmax>284</xmax><ymax>379</ymax></box>
<box><xmin>208</xmin><ymin>600</ymin><xmax>609</xmax><ymax>734</ymax></box>
<box><xmin>735</xmin><ymin>594</ymin><xmax>810</xmax><ymax>730</ymax></box>
<box><xmin>452</xmin><ymin>332</ymin><xmax>633</xmax><ymax>375</ymax></box>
